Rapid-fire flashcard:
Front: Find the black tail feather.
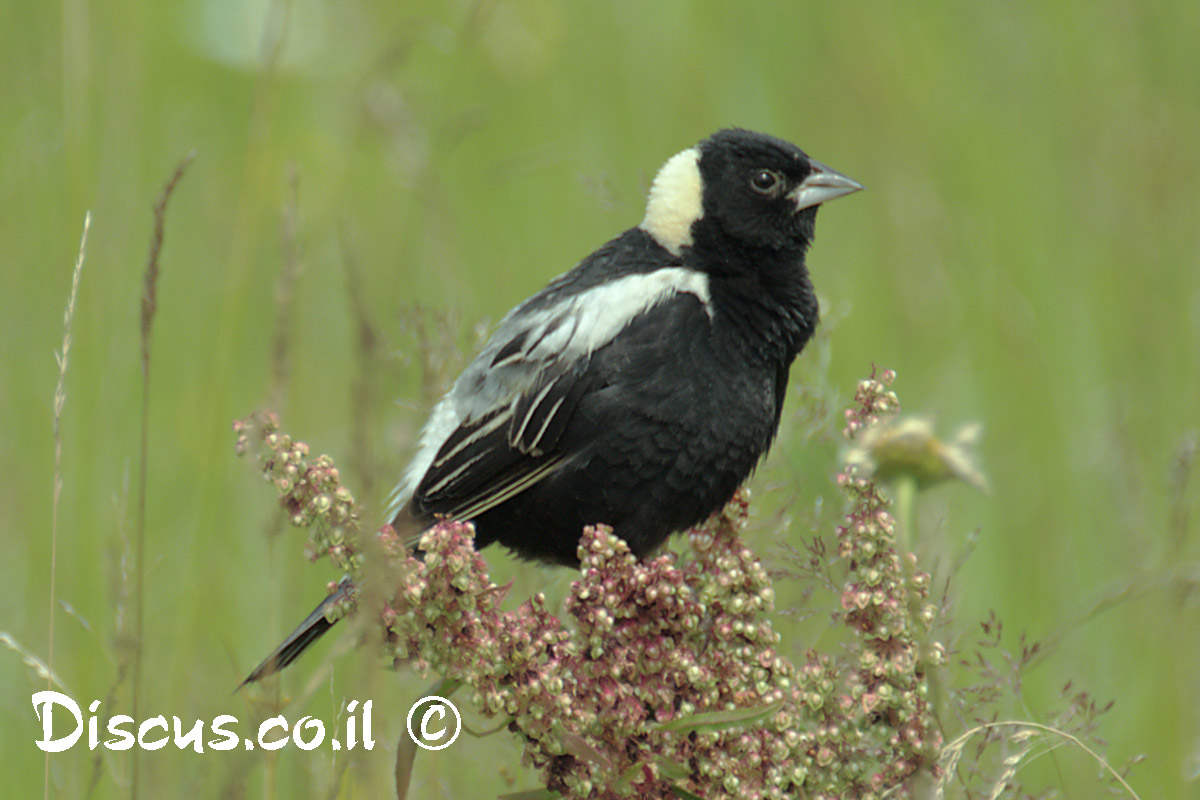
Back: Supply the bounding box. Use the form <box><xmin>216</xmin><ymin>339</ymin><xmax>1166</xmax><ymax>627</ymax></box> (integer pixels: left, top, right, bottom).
<box><xmin>237</xmin><ymin>577</ymin><xmax>356</xmax><ymax>690</ymax></box>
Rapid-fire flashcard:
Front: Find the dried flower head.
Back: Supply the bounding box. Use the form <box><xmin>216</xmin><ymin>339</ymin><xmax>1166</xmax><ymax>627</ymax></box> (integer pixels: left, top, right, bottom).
<box><xmin>234</xmin><ymin>412</ymin><xmax>364</xmax><ymax>579</ymax></box>
<box><xmin>845</xmin><ymin>415</ymin><xmax>988</xmax><ymax>493</ymax></box>
<box><xmin>236</xmin><ymin>367</ymin><xmax>949</xmax><ymax>798</ymax></box>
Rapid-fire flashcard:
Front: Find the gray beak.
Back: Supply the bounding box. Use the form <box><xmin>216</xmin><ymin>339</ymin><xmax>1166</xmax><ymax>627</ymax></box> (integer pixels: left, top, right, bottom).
<box><xmin>790</xmin><ymin>159</ymin><xmax>864</xmax><ymax>212</ymax></box>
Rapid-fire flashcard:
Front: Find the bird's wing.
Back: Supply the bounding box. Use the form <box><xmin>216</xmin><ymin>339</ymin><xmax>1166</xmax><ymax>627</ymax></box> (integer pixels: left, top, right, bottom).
<box><xmin>386</xmin><ymin>259</ymin><xmax>714</xmax><ymax>526</ymax></box>
<box><xmin>412</xmin><ymin>355</ymin><xmax>593</xmax><ymax>521</ymax></box>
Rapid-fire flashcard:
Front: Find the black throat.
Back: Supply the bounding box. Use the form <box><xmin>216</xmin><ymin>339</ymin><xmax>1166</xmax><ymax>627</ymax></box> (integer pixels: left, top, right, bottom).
<box><xmin>686</xmin><ymin>222</ymin><xmax>819</xmax><ymax>369</ymax></box>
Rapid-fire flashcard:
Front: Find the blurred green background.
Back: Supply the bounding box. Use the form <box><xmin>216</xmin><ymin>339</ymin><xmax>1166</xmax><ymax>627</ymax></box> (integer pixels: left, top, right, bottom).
<box><xmin>3</xmin><ymin>1</ymin><xmax>1197</xmax><ymax>797</ymax></box>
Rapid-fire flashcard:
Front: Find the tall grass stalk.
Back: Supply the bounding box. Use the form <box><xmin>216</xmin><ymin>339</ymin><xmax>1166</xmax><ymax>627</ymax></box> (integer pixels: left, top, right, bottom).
<box><xmin>46</xmin><ymin>211</ymin><xmax>90</xmax><ymax>800</ymax></box>
<box><xmin>132</xmin><ymin>153</ymin><xmax>194</xmax><ymax>799</ymax></box>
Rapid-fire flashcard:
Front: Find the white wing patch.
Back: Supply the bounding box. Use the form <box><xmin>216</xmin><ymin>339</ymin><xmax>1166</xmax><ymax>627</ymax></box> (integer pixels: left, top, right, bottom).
<box><xmin>518</xmin><ymin>268</ymin><xmax>712</xmax><ymax>361</ymax></box>
<box><xmin>383</xmin><ymin>267</ymin><xmax>712</xmax><ymax>520</ymax></box>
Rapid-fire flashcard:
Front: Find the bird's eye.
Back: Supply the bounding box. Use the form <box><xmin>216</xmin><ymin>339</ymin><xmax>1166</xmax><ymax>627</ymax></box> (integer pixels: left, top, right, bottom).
<box><xmin>751</xmin><ymin>169</ymin><xmax>779</xmax><ymax>194</ymax></box>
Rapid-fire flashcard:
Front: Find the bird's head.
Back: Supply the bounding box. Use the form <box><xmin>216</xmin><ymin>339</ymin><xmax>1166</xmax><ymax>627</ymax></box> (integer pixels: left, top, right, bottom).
<box><xmin>641</xmin><ymin>128</ymin><xmax>862</xmax><ymax>258</ymax></box>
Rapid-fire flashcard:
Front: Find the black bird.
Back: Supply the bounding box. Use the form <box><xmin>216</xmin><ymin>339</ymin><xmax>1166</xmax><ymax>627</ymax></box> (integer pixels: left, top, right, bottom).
<box><xmin>241</xmin><ymin>129</ymin><xmax>861</xmax><ymax>686</ymax></box>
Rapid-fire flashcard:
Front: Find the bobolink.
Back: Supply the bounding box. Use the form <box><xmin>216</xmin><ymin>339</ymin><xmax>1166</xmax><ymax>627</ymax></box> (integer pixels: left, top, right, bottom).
<box><xmin>242</xmin><ymin>128</ymin><xmax>861</xmax><ymax>685</ymax></box>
